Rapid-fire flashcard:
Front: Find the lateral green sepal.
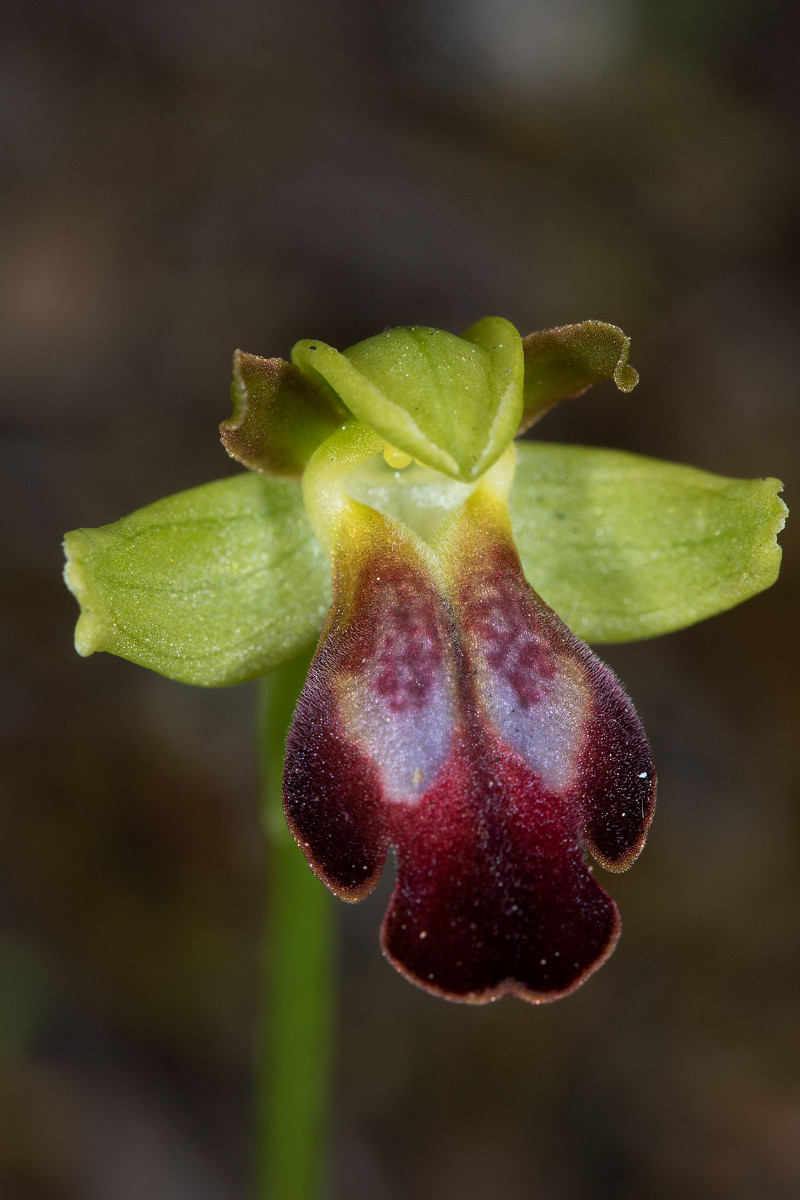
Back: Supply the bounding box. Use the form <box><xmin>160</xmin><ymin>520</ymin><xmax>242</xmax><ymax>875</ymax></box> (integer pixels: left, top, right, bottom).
<box><xmin>509</xmin><ymin>442</ymin><xmax>786</xmax><ymax>643</ymax></box>
<box><xmin>220</xmin><ymin>350</ymin><xmax>348</xmax><ymax>478</ymax></box>
<box><xmin>63</xmin><ymin>474</ymin><xmax>331</xmax><ymax>686</ymax></box>
<box><xmin>291</xmin><ymin>318</ymin><xmax>523</xmax><ymax>482</ymax></box>
<box><xmin>519</xmin><ymin>321</ymin><xmax>638</xmax><ymax>434</ymax></box>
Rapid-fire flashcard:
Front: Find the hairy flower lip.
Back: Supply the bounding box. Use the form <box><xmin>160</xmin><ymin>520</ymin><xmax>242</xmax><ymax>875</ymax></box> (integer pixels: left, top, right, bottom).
<box><xmin>284</xmin><ymin>454</ymin><xmax>655</xmax><ymax>1004</ymax></box>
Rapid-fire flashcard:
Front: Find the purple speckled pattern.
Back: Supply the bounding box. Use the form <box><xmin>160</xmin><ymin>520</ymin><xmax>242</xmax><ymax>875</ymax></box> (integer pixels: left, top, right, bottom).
<box><xmin>284</xmin><ymin>509</ymin><xmax>655</xmax><ymax>1003</ymax></box>
<box><xmin>368</xmin><ymin>570</ymin><xmax>444</xmax><ymax>711</ymax></box>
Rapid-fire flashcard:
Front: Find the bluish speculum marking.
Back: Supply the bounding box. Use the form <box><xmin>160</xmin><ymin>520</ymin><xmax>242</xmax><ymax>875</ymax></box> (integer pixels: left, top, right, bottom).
<box><xmin>457</xmin><ymin>546</ymin><xmax>589</xmax><ymax>794</ymax></box>
<box><xmin>369</xmin><ymin>573</ymin><xmax>444</xmax><ymax>711</ymax></box>
<box><xmin>336</xmin><ymin>554</ymin><xmax>458</xmax><ymax>802</ymax></box>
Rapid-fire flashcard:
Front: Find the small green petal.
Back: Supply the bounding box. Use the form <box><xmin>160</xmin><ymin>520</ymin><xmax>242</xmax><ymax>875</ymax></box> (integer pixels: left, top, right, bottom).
<box><xmin>509</xmin><ymin>442</ymin><xmax>786</xmax><ymax>643</ymax></box>
<box><xmin>220</xmin><ymin>350</ymin><xmax>348</xmax><ymax>478</ymax></box>
<box><xmin>519</xmin><ymin>321</ymin><xmax>639</xmax><ymax>434</ymax></box>
<box><xmin>291</xmin><ymin>318</ymin><xmax>523</xmax><ymax>482</ymax></box>
<box><xmin>63</xmin><ymin>474</ymin><xmax>331</xmax><ymax>686</ymax></box>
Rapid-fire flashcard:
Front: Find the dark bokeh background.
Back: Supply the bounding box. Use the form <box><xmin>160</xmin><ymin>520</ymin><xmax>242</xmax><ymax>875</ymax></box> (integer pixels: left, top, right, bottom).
<box><xmin>1</xmin><ymin>0</ymin><xmax>799</xmax><ymax>1196</ymax></box>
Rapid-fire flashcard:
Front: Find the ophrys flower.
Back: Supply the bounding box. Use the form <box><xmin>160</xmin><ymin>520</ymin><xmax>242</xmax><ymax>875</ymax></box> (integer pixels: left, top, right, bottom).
<box><xmin>64</xmin><ymin>318</ymin><xmax>786</xmax><ymax>1002</ymax></box>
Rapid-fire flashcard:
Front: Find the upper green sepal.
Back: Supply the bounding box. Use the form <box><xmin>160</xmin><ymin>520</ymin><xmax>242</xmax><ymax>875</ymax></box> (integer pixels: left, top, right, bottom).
<box><xmin>519</xmin><ymin>321</ymin><xmax>639</xmax><ymax>434</ymax></box>
<box><xmin>63</xmin><ymin>473</ymin><xmax>331</xmax><ymax>686</ymax></box>
<box><xmin>220</xmin><ymin>350</ymin><xmax>348</xmax><ymax>478</ymax></box>
<box><xmin>509</xmin><ymin>442</ymin><xmax>787</xmax><ymax>643</ymax></box>
<box><xmin>291</xmin><ymin>317</ymin><xmax>524</xmax><ymax>482</ymax></box>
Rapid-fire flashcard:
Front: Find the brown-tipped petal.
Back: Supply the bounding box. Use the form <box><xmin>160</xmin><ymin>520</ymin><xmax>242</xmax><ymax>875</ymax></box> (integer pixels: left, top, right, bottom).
<box><xmin>221</xmin><ymin>351</ymin><xmax>347</xmax><ymax>479</ymax></box>
<box><xmin>518</xmin><ymin>321</ymin><xmax>638</xmax><ymax>434</ymax></box>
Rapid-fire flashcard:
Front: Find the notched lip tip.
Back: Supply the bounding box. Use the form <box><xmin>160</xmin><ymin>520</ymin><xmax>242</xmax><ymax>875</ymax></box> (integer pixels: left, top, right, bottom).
<box><xmin>380</xmin><ymin>959</ymin><xmax>613</xmax><ymax>1007</ymax></box>
<box><xmin>380</xmin><ymin>913</ymin><xmax>621</xmax><ymax>1007</ymax></box>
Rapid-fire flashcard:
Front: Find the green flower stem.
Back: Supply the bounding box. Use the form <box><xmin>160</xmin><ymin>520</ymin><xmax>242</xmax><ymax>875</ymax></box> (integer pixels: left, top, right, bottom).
<box><xmin>256</xmin><ymin>650</ymin><xmax>333</xmax><ymax>1200</ymax></box>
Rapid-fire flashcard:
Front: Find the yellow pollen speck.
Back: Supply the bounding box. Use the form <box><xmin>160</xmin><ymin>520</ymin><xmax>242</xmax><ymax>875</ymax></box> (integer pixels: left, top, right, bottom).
<box><xmin>412</xmin><ymin>768</ymin><xmax>424</xmax><ymax>785</ymax></box>
<box><xmin>382</xmin><ymin>442</ymin><xmax>413</xmax><ymax>469</ymax></box>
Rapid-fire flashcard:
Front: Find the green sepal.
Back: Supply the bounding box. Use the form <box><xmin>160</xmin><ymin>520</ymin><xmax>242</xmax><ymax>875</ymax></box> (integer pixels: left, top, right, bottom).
<box><xmin>63</xmin><ymin>474</ymin><xmax>331</xmax><ymax>686</ymax></box>
<box><xmin>291</xmin><ymin>318</ymin><xmax>523</xmax><ymax>482</ymax></box>
<box><xmin>509</xmin><ymin>442</ymin><xmax>786</xmax><ymax>643</ymax></box>
<box><xmin>220</xmin><ymin>351</ymin><xmax>348</xmax><ymax>479</ymax></box>
<box><xmin>519</xmin><ymin>321</ymin><xmax>639</xmax><ymax>434</ymax></box>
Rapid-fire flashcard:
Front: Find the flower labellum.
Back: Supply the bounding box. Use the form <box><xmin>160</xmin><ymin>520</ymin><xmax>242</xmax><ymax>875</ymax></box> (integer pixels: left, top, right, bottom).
<box><xmin>285</xmin><ymin>428</ymin><xmax>655</xmax><ymax>1002</ymax></box>
<box><xmin>63</xmin><ymin>318</ymin><xmax>786</xmax><ymax>1003</ymax></box>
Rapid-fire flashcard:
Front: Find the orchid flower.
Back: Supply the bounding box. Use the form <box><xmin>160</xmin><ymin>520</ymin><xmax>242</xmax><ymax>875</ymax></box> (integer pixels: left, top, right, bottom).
<box><xmin>63</xmin><ymin>318</ymin><xmax>786</xmax><ymax>1003</ymax></box>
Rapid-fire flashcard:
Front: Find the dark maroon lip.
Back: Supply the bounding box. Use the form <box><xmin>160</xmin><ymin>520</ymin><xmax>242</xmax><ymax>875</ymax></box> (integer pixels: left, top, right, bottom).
<box><xmin>283</xmin><ymin>510</ymin><xmax>655</xmax><ymax>1004</ymax></box>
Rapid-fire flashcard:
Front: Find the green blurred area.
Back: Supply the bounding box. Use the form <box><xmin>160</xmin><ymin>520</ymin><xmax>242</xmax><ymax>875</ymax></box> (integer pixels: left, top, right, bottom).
<box><xmin>0</xmin><ymin>0</ymin><xmax>798</xmax><ymax>1195</ymax></box>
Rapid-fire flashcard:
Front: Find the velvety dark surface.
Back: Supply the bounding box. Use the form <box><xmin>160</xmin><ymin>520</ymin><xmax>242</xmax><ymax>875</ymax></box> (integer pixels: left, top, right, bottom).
<box><xmin>286</xmin><ymin>502</ymin><xmax>654</xmax><ymax>1004</ymax></box>
<box><xmin>1</xmin><ymin>0</ymin><xmax>799</xmax><ymax>1195</ymax></box>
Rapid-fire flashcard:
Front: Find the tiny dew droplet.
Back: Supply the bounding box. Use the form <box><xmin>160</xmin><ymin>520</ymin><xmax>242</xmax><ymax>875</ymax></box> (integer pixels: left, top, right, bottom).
<box><xmin>382</xmin><ymin>442</ymin><xmax>413</xmax><ymax>470</ymax></box>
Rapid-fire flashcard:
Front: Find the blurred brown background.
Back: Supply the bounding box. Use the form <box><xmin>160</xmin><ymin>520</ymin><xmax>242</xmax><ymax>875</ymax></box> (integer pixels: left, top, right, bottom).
<box><xmin>1</xmin><ymin>0</ymin><xmax>799</xmax><ymax>1196</ymax></box>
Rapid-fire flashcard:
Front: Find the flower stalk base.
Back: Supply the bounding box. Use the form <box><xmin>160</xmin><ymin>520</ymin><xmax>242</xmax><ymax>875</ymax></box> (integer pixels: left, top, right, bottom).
<box><xmin>257</xmin><ymin>652</ymin><xmax>332</xmax><ymax>1200</ymax></box>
